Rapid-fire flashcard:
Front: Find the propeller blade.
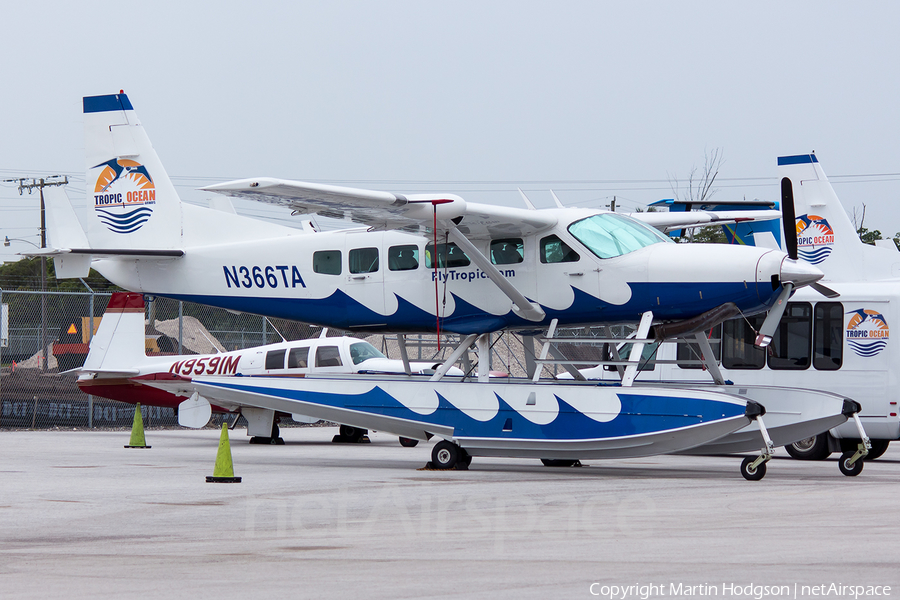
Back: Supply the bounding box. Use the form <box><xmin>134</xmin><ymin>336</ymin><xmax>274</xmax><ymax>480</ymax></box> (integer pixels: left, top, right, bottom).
<box><xmin>810</xmin><ymin>282</ymin><xmax>840</xmax><ymax>299</ymax></box>
<box><xmin>781</xmin><ymin>177</ymin><xmax>798</xmax><ymax>261</ymax></box>
<box><xmin>754</xmin><ymin>282</ymin><xmax>793</xmax><ymax>348</ymax></box>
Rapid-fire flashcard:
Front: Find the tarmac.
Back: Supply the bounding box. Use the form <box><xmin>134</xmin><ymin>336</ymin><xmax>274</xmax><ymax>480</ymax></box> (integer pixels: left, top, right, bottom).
<box><xmin>1</xmin><ymin>426</ymin><xmax>898</xmax><ymax>600</ymax></box>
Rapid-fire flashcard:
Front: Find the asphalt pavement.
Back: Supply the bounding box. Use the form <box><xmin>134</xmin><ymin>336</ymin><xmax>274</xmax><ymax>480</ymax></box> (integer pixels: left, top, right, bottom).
<box><xmin>1</xmin><ymin>426</ymin><xmax>898</xmax><ymax>599</ymax></box>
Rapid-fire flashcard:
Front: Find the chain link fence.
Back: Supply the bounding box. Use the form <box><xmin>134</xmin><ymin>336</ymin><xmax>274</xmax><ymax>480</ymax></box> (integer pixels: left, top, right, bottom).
<box><xmin>0</xmin><ymin>289</ymin><xmax>327</xmax><ymax>429</ymax></box>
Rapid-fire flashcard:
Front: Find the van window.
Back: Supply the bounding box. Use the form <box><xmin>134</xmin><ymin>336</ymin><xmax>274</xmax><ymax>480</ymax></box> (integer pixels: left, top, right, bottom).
<box><xmin>315</xmin><ymin>345</ymin><xmax>343</xmax><ymax>367</ymax></box>
<box><xmin>313</xmin><ymin>250</ymin><xmax>341</xmax><ymax>275</ymax></box>
<box><xmin>676</xmin><ymin>325</ymin><xmax>722</xmax><ymax>369</ymax></box>
<box><xmin>349</xmin><ymin>247</ymin><xmax>379</xmax><ymax>274</ymax></box>
<box><xmin>540</xmin><ymin>235</ymin><xmax>579</xmax><ymax>264</ymax></box>
<box><xmin>388</xmin><ymin>245</ymin><xmax>419</xmax><ymax>271</ymax></box>
<box><xmin>490</xmin><ymin>238</ymin><xmax>524</xmax><ymax>265</ymax></box>
<box><xmin>425</xmin><ymin>242</ymin><xmax>470</xmax><ymax>268</ymax></box>
<box><xmin>814</xmin><ymin>302</ymin><xmax>843</xmax><ymax>370</ymax></box>
<box><xmin>722</xmin><ymin>315</ymin><xmax>765</xmax><ymax>369</ymax></box>
<box><xmin>767</xmin><ymin>303</ymin><xmax>811</xmax><ymax>370</ymax></box>
<box><xmin>288</xmin><ymin>346</ymin><xmax>309</xmax><ymax>369</ymax></box>
<box><xmin>265</xmin><ymin>349</ymin><xmax>286</xmax><ymax>370</ymax></box>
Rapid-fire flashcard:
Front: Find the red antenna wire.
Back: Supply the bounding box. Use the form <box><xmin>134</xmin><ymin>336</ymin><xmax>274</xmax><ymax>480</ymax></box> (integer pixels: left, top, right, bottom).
<box><xmin>433</xmin><ymin>203</ymin><xmax>440</xmax><ymax>350</ymax></box>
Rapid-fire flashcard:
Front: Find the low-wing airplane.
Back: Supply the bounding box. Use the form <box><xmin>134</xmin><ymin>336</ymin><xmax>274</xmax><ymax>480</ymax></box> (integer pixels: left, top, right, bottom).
<box><xmin>77</xmin><ymin>292</ymin><xmax>461</xmax><ymax>445</ymax></box>
<box><xmin>38</xmin><ymin>92</ymin><xmax>826</xmax><ymax>348</ymax></box>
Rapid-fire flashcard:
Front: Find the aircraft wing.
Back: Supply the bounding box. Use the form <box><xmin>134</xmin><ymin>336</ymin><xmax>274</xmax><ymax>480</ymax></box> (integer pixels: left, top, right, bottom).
<box><xmin>629</xmin><ymin>210</ymin><xmax>782</xmax><ymax>233</ymax></box>
<box><xmin>202</xmin><ymin>178</ymin><xmax>557</xmax><ymax>238</ymax></box>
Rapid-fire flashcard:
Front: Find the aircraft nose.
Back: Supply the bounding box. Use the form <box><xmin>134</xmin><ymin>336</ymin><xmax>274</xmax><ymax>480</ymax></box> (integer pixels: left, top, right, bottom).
<box><xmin>779</xmin><ymin>257</ymin><xmax>824</xmax><ymax>287</ymax></box>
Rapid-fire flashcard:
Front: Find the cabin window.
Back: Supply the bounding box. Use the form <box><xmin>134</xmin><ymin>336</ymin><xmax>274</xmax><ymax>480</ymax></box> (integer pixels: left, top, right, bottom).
<box><xmin>814</xmin><ymin>302</ymin><xmax>843</xmax><ymax>370</ymax></box>
<box><xmin>265</xmin><ymin>349</ymin><xmax>286</xmax><ymax>370</ymax></box>
<box><xmin>540</xmin><ymin>235</ymin><xmax>580</xmax><ymax>264</ymax></box>
<box><xmin>490</xmin><ymin>238</ymin><xmax>524</xmax><ymax>265</ymax></box>
<box><xmin>425</xmin><ymin>242</ymin><xmax>470</xmax><ymax>268</ymax></box>
<box><xmin>313</xmin><ymin>250</ymin><xmax>342</xmax><ymax>275</ymax></box>
<box><xmin>568</xmin><ymin>213</ymin><xmax>671</xmax><ymax>259</ymax></box>
<box><xmin>767</xmin><ymin>302</ymin><xmax>812</xmax><ymax>370</ymax></box>
<box><xmin>722</xmin><ymin>315</ymin><xmax>766</xmax><ymax>369</ymax></box>
<box><xmin>349</xmin><ymin>247</ymin><xmax>379</xmax><ymax>274</ymax></box>
<box><xmin>315</xmin><ymin>345</ymin><xmax>343</xmax><ymax>367</ymax></box>
<box><xmin>388</xmin><ymin>245</ymin><xmax>419</xmax><ymax>271</ymax></box>
<box><xmin>349</xmin><ymin>342</ymin><xmax>386</xmax><ymax>365</ymax></box>
<box><xmin>288</xmin><ymin>346</ymin><xmax>309</xmax><ymax>369</ymax></box>
<box><xmin>676</xmin><ymin>325</ymin><xmax>722</xmax><ymax>369</ymax></box>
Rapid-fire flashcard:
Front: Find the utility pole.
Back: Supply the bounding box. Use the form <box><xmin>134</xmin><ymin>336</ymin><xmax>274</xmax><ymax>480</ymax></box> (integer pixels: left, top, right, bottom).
<box><xmin>4</xmin><ymin>176</ymin><xmax>68</xmax><ymax>372</ymax></box>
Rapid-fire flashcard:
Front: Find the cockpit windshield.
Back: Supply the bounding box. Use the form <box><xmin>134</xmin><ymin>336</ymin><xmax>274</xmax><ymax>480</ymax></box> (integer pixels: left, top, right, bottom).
<box><xmin>349</xmin><ymin>342</ymin><xmax>386</xmax><ymax>365</ymax></box>
<box><xmin>568</xmin><ymin>213</ymin><xmax>672</xmax><ymax>259</ymax></box>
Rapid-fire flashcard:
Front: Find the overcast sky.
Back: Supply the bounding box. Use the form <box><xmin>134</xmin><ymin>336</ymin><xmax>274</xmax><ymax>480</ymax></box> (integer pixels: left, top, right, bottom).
<box><xmin>2</xmin><ymin>1</ymin><xmax>899</xmax><ymax>262</ymax></box>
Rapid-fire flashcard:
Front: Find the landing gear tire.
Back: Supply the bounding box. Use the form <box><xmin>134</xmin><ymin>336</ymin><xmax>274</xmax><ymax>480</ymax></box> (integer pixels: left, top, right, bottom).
<box><xmin>431</xmin><ymin>440</ymin><xmax>468</xmax><ymax>470</ymax></box>
<box><xmin>399</xmin><ymin>437</ymin><xmax>419</xmax><ymax>448</ymax></box>
<box><xmin>740</xmin><ymin>456</ymin><xmax>767</xmax><ymax>481</ymax></box>
<box><xmin>784</xmin><ymin>433</ymin><xmax>831</xmax><ymax>461</ymax></box>
<box><xmin>540</xmin><ymin>459</ymin><xmax>581</xmax><ymax>467</ymax></box>
<box><xmin>839</xmin><ymin>451</ymin><xmax>864</xmax><ymax>476</ymax></box>
<box><xmin>864</xmin><ymin>440</ymin><xmax>890</xmax><ymax>461</ymax></box>
<box><xmin>339</xmin><ymin>425</ymin><xmax>366</xmax><ymax>443</ymax></box>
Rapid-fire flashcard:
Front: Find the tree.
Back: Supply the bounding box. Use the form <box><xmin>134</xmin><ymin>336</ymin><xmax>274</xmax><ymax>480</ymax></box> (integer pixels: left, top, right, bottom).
<box><xmin>668</xmin><ymin>148</ymin><xmax>727</xmax><ymax>243</ymax></box>
<box><xmin>851</xmin><ymin>203</ymin><xmax>884</xmax><ymax>246</ymax></box>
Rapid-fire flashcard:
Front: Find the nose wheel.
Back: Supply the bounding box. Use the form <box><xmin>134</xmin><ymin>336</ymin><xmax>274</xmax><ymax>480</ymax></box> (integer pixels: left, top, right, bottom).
<box><xmin>740</xmin><ymin>456</ymin><xmax>767</xmax><ymax>481</ymax></box>
<box><xmin>740</xmin><ymin>403</ymin><xmax>773</xmax><ymax>481</ymax></box>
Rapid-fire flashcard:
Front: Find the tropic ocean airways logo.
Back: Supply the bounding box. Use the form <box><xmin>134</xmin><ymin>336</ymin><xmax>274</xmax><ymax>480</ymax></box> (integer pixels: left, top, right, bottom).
<box><xmin>795</xmin><ymin>214</ymin><xmax>834</xmax><ymax>264</ymax></box>
<box><xmin>846</xmin><ymin>309</ymin><xmax>889</xmax><ymax>357</ymax></box>
<box><xmin>91</xmin><ymin>158</ymin><xmax>155</xmax><ymax>233</ymax></box>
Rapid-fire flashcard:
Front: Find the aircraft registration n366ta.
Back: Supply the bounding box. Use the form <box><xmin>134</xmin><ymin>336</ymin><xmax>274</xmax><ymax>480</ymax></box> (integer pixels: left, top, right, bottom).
<box><xmin>40</xmin><ymin>92</ymin><xmax>823</xmax><ymax>337</ymax></box>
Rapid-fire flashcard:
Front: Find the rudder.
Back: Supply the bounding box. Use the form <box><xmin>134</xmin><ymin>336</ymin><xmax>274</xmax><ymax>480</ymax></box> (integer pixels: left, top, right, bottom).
<box><xmin>83</xmin><ymin>93</ymin><xmax>183</xmax><ymax>251</ymax></box>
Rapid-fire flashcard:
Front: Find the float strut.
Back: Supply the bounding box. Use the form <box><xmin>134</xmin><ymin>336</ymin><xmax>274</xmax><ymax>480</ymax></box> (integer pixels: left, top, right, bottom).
<box><xmin>747</xmin><ymin>409</ymin><xmax>775</xmax><ymax>472</ymax></box>
<box><xmin>844</xmin><ymin>412</ymin><xmax>872</xmax><ymax>467</ymax></box>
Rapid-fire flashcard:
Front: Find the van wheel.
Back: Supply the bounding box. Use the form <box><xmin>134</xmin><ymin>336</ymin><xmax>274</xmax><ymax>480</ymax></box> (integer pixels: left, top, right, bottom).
<box><xmin>864</xmin><ymin>440</ymin><xmax>890</xmax><ymax>461</ymax></box>
<box><xmin>784</xmin><ymin>434</ymin><xmax>831</xmax><ymax>460</ymax></box>
<box><xmin>398</xmin><ymin>437</ymin><xmax>419</xmax><ymax>448</ymax></box>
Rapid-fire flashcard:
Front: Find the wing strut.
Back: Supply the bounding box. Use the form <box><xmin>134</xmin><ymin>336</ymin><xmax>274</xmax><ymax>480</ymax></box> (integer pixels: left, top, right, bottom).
<box><xmin>446</xmin><ymin>225</ymin><xmax>545</xmax><ymax>322</ymax></box>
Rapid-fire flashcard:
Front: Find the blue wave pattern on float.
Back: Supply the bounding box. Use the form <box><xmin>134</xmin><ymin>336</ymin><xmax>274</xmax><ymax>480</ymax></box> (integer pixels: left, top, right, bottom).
<box><xmin>202</xmin><ymin>379</ymin><xmax>746</xmax><ymax>440</ymax></box>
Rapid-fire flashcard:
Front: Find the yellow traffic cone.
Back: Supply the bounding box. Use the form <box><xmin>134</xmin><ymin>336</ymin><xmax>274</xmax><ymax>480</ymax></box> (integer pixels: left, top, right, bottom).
<box><xmin>206</xmin><ymin>422</ymin><xmax>242</xmax><ymax>483</ymax></box>
<box><xmin>124</xmin><ymin>403</ymin><xmax>151</xmax><ymax>449</ymax></box>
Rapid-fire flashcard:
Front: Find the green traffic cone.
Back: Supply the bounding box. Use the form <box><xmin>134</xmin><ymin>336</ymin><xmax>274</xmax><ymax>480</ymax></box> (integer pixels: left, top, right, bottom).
<box><xmin>206</xmin><ymin>422</ymin><xmax>242</xmax><ymax>483</ymax></box>
<box><xmin>125</xmin><ymin>403</ymin><xmax>151</xmax><ymax>449</ymax></box>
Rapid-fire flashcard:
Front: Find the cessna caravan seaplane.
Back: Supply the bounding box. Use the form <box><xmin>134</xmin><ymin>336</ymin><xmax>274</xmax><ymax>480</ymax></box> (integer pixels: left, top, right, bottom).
<box><xmin>37</xmin><ymin>92</ymin><xmax>856</xmax><ymax>479</ymax></box>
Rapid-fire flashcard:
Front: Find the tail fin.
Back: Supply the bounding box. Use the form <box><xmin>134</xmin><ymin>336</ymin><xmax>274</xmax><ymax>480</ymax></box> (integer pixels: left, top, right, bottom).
<box><xmin>778</xmin><ymin>154</ymin><xmax>896</xmax><ymax>282</ymax></box>
<box><xmin>83</xmin><ymin>93</ymin><xmax>183</xmax><ymax>251</ymax></box>
<box><xmin>80</xmin><ymin>292</ymin><xmax>148</xmax><ymax>373</ymax></box>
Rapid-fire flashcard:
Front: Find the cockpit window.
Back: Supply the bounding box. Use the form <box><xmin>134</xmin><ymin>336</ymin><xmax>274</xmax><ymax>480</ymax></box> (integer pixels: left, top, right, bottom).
<box><xmin>349</xmin><ymin>342</ymin><xmax>386</xmax><ymax>365</ymax></box>
<box><xmin>568</xmin><ymin>213</ymin><xmax>671</xmax><ymax>259</ymax></box>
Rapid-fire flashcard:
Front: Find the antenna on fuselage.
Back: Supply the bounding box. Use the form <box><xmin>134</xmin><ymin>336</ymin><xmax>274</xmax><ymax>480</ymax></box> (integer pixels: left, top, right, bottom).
<box><xmin>517</xmin><ymin>188</ymin><xmax>536</xmax><ymax>210</ymax></box>
<box><xmin>550</xmin><ymin>190</ymin><xmax>565</xmax><ymax>209</ymax></box>
<box><xmin>265</xmin><ymin>317</ymin><xmax>286</xmax><ymax>343</ymax></box>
